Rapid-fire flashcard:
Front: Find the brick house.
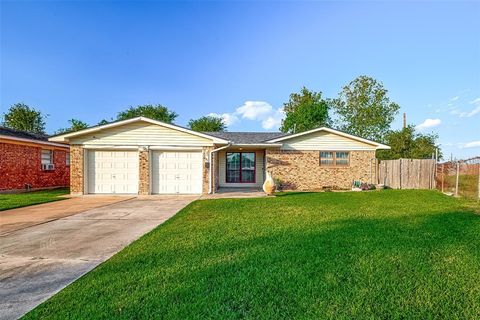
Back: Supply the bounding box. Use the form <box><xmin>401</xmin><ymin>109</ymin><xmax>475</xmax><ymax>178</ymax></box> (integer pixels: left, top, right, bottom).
<box><xmin>0</xmin><ymin>127</ymin><xmax>70</xmax><ymax>192</ymax></box>
<box><xmin>49</xmin><ymin>117</ymin><xmax>390</xmax><ymax>195</ymax></box>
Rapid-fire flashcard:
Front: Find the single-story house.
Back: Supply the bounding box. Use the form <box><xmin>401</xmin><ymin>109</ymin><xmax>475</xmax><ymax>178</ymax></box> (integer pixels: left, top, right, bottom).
<box><xmin>49</xmin><ymin>117</ymin><xmax>390</xmax><ymax>195</ymax></box>
<box><xmin>0</xmin><ymin>127</ymin><xmax>70</xmax><ymax>192</ymax></box>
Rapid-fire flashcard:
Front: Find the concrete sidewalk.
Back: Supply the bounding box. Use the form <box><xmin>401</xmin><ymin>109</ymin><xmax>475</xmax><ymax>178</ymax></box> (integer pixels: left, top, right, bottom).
<box><xmin>0</xmin><ymin>196</ymin><xmax>133</xmax><ymax>236</ymax></box>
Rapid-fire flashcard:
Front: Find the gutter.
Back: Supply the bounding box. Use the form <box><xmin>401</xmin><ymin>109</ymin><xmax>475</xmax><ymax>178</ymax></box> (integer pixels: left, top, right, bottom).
<box><xmin>209</xmin><ymin>142</ymin><xmax>232</xmax><ymax>194</ymax></box>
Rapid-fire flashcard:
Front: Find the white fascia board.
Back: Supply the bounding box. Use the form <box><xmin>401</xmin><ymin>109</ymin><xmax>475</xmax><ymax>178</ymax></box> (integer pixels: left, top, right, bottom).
<box><xmin>231</xmin><ymin>143</ymin><xmax>283</xmax><ymax>148</ymax></box>
<box><xmin>49</xmin><ymin>117</ymin><xmax>230</xmax><ymax>144</ymax></box>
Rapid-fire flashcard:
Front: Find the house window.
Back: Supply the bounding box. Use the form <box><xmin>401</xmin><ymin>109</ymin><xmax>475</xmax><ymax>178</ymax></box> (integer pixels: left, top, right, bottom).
<box><xmin>66</xmin><ymin>152</ymin><xmax>70</xmax><ymax>166</ymax></box>
<box><xmin>41</xmin><ymin>149</ymin><xmax>53</xmax><ymax>165</ymax></box>
<box><xmin>320</xmin><ymin>151</ymin><xmax>350</xmax><ymax>167</ymax></box>
<box><xmin>226</xmin><ymin>152</ymin><xmax>256</xmax><ymax>183</ymax></box>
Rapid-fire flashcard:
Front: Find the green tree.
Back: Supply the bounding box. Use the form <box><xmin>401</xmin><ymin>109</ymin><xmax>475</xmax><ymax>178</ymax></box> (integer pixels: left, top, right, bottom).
<box><xmin>55</xmin><ymin>119</ymin><xmax>89</xmax><ymax>134</ymax></box>
<box><xmin>117</xmin><ymin>104</ymin><xmax>178</xmax><ymax>123</ymax></box>
<box><xmin>2</xmin><ymin>103</ymin><xmax>46</xmax><ymax>133</ymax></box>
<box><xmin>280</xmin><ymin>87</ymin><xmax>331</xmax><ymax>133</ymax></box>
<box><xmin>332</xmin><ymin>76</ymin><xmax>400</xmax><ymax>142</ymax></box>
<box><xmin>376</xmin><ymin>125</ymin><xmax>442</xmax><ymax>160</ymax></box>
<box><xmin>188</xmin><ymin>115</ymin><xmax>226</xmax><ymax>132</ymax></box>
<box><xmin>97</xmin><ymin>119</ymin><xmax>110</xmax><ymax>125</ymax></box>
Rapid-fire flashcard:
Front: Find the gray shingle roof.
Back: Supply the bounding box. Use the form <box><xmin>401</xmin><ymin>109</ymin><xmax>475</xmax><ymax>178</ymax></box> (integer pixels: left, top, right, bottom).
<box><xmin>0</xmin><ymin>126</ymin><xmax>49</xmax><ymax>141</ymax></box>
<box><xmin>203</xmin><ymin>131</ymin><xmax>287</xmax><ymax>144</ymax></box>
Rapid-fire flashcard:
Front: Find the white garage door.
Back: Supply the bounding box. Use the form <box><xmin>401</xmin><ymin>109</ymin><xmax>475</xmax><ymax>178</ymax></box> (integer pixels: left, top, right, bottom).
<box><xmin>151</xmin><ymin>151</ymin><xmax>203</xmax><ymax>194</ymax></box>
<box><xmin>87</xmin><ymin>150</ymin><xmax>139</xmax><ymax>194</ymax></box>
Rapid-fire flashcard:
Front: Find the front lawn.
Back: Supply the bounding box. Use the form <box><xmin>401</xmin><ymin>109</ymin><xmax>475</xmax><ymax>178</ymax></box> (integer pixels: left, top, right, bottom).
<box><xmin>0</xmin><ymin>188</ymin><xmax>69</xmax><ymax>211</ymax></box>
<box><xmin>26</xmin><ymin>190</ymin><xmax>480</xmax><ymax>319</ymax></box>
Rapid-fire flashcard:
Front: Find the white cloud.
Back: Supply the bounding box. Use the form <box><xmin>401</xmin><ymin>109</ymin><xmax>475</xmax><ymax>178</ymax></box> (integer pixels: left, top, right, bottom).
<box><xmin>416</xmin><ymin>118</ymin><xmax>441</xmax><ymax>131</ymax></box>
<box><xmin>460</xmin><ymin>141</ymin><xmax>480</xmax><ymax>149</ymax></box>
<box><xmin>450</xmin><ymin>96</ymin><xmax>459</xmax><ymax>101</ymax></box>
<box><xmin>261</xmin><ymin>108</ymin><xmax>285</xmax><ymax>130</ymax></box>
<box><xmin>235</xmin><ymin>101</ymin><xmax>273</xmax><ymax>120</ymax></box>
<box><xmin>206</xmin><ymin>101</ymin><xmax>285</xmax><ymax>130</ymax></box>
<box><xmin>471</xmin><ymin>98</ymin><xmax>480</xmax><ymax>105</ymax></box>
<box><xmin>207</xmin><ymin>112</ymin><xmax>239</xmax><ymax>126</ymax></box>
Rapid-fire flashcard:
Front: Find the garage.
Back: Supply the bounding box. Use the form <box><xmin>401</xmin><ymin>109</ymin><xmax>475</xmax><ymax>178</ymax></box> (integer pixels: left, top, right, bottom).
<box><xmin>87</xmin><ymin>150</ymin><xmax>139</xmax><ymax>194</ymax></box>
<box><xmin>151</xmin><ymin>151</ymin><xmax>203</xmax><ymax>194</ymax></box>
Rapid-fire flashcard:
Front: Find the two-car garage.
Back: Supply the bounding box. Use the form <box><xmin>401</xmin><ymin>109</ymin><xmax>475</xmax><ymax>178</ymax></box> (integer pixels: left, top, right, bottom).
<box><xmin>86</xmin><ymin>150</ymin><xmax>203</xmax><ymax>195</ymax></box>
<box><xmin>49</xmin><ymin>117</ymin><xmax>228</xmax><ymax>196</ymax></box>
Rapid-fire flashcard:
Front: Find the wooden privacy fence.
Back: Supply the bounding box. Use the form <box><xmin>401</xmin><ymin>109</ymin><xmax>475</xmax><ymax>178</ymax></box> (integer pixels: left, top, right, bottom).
<box><xmin>378</xmin><ymin>159</ymin><xmax>436</xmax><ymax>189</ymax></box>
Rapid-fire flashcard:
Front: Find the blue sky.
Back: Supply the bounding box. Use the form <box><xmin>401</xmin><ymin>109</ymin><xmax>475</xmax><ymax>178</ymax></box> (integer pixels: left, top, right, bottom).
<box><xmin>1</xmin><ymin>1</ymin><xmax>479</xmax><ymax>159</ymax></box>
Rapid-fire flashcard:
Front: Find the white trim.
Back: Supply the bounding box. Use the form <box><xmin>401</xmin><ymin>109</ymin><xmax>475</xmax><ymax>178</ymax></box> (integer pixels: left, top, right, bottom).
<box><xmin>48</xmin><ymin>117</ymin><xmax>229</xmax><ymax>144</ymax></box>
<box><xmin>149</xmin><ymin>146</ymin><xmax>204</xmax><ymax>151</ymax></box>
<box><xmin>209</xmin><ymin>143</ymin><xmax>232</xmax><ymax>194</ymax></box>
<box><xmin>267</xmin><ymin>127</ymin><xmax>391</xmax><ymax>150</ymax></box>
<box><xmin>82</xmin><ymin>145</ymin><xmax>140</xmax><ymax>150</ymax></box>
<box><xmin>0</xmin><ymin>135</ymin><xmax>69</xmax><ymax>148</ymax></box>
<box><xmin>231</xmin><ymin>143</ymin><xmax>283</xmax><ymax>148</ymax></box>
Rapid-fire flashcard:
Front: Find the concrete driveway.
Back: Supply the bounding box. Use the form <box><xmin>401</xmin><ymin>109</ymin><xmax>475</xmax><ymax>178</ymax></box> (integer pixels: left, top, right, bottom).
<box><xmin>0</xmin><ymin>195</ymin><xmax>198</xmax><ymax>320</ymax></box>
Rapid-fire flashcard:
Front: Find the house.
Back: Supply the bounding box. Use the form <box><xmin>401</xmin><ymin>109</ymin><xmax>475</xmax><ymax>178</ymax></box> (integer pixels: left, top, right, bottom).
<box><xmin>0</xmin><ymin>127</ymin><xmax>70</xmax><ymax>192</ymax></box>
<box><xmin>48</xmin><ymin>117</ymin><xmax>390</xmax><ymax>195</ymax></box>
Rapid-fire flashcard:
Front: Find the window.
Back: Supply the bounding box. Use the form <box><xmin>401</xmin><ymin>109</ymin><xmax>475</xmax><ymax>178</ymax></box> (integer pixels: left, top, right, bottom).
<box><xmin>41</xmin><ymin>150</ymin><xmax>53</xmax><ymax>165</ymax></box>
<box><xmin>226</xmin><ymin>152</ymin><xmax>256</xmax><ymax>183</ymax></box>
<box><xmin>320</xmin><ymin>151</ymin><xmax>350</xmax><ymax>167</ymax></box>
<box><xmin>66</xmin><ymin>152</ymin><xmax>70</xmax><ymax>166</ymax></box>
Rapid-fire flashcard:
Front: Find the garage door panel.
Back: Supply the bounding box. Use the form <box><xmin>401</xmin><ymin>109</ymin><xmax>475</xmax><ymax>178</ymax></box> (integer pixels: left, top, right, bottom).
<box><xmin>152</xmin><ymin>151</ymin><xmax>203</xmax><ymax>194</ymax></box>
<box><xmin>88</xmin><ymin>150</ymin><xmax>139</xmax><ymax>194</ymax></box>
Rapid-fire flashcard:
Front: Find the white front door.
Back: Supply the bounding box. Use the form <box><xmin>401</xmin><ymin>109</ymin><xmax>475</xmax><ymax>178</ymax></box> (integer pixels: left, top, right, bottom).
<box><xmin>151</xmin><ymin>151</ymin><xmax>203</xmax><ymax>194</ymax></box>
<box><xmin>87</xmin><ymin>150</ymin><xmax>139</xmax><ymax>194</ymax></box>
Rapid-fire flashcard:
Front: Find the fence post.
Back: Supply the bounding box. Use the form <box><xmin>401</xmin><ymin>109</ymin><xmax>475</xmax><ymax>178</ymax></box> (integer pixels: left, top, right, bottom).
<box><xmin>441</xmin><ymin>164</ymin><xmax>444</xmax><ymax>193</ymax></box>
<box><xmin>455</xmin><ymin>162</ymin><xmax>460</xmax><ymax>197</ymax></box>
<box><xmin>477</xmin><ymin>163</ymin><xmax>480</xmax><ymax>201</ymax></box>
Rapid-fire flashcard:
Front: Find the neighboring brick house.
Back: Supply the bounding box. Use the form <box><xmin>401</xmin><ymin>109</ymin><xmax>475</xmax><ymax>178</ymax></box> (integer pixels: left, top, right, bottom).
<box><xmin>0</xmin><ymin>127</ymin><xmax>70</xmax><ymax>192</ymax></box>
<box><xmin>49</xmin><ymin>117</ymin><xmax>389</xmax><ymax>195</ymax></box>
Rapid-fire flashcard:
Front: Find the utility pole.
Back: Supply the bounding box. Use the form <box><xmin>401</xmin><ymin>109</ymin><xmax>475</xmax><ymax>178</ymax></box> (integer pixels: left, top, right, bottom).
<box><xmin>403</xmin><ymin>113</ymin><xmax>407</xmax><ymax>129</ymax></box>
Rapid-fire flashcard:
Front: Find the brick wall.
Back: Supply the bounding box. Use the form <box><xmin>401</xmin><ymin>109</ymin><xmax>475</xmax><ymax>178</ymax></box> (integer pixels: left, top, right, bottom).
<box><xmin>70</xmin><ymin>145</ymin><xmax>84</xmax><ymax>195</ymax></box>
<box><xmin>138</xmin><ymin>149</ymin><xmax>150</xmax><ymax>195</ymax></box>
<box><xmin>202</xmin><ymin>146</ymin><xmax>220</xmax><ymax>194</ymax></box>
<box><xmin>0</xmin><ymin>141</ymin><xmax>70</xmax><ymax>192</ymax></box>
<box><xmin>266</xmin><ymin>149</ymin><xmax>376</xmax><ymax>190</ymax></box>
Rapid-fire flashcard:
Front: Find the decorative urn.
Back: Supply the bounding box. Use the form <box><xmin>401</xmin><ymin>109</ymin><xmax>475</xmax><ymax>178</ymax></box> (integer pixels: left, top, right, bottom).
<box><xmin>263</xmin><ymin>171</ymin><xmax>276</xmax><ymax>196</ymax></box>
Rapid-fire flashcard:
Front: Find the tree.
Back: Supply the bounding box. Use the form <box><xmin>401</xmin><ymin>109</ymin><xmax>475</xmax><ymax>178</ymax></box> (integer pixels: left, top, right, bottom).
<box><xmin>332</xmin><ymin>76</ymin><xmax>400</xmax><ymax>142</ymax></box>
<box><xmin>97</xmin><ymin>119</ymin><xmax>110</xmax><ymax>125</ymax></box>
<box><xmin>116</xmin><ymin>104</ymin><xmax>178</xmax><ymax>123</ymax></box>
<box><xmin>188</xmin><ymin>115</ymin><xmax>226</xmax><ymax>132</ymax></box>
<box><xmin>376</xmin><ymin>125</ymin><xmax>442</xmax><ymax>160</ymax></box>
<box><xmin>2</xmin><ymin>103</ymin><xmax>46</xmax><ymax>133</ymax></box>
<box><xmin>280</xmin><ymin>87</ymin><xmax>331</xmax><ymax>133</ymax></box>
<box><xmin>55</xmin><ymin>119</ymin><xmax>89</xmax><ymax>134</ymax></box>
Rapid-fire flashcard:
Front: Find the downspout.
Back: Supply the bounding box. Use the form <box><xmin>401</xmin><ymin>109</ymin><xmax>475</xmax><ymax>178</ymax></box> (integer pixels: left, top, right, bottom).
<box><xmin>209</xmin><ymin>142</ymin><xmax>232</xmax><ymax>194</ymax></box>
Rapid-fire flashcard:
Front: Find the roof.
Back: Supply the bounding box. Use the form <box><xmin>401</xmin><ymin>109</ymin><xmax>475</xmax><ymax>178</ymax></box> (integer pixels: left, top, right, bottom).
<box><xmin>49</xmin><ymin>117</ymin><xmax>229</xmax><ymax>144</ymax></box>
<box><xmin>0</xmin><ymin>126</ymin><xmax>68</xmax><ymax>148</ymax></box>
<box><xmin>0</xmin><ymin>126</ymin><xmax>49</xmax><ymax>141</ymax></box>
<box><xmin>203</xmin><ymin>131</ymin><xmax>287</xmax><ymax>144</ymax></box>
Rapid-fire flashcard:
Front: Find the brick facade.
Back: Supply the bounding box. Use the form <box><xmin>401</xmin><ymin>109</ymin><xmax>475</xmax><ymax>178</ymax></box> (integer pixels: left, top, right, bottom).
<box><xmin>0</xmin><ymin>141</ymin><xmax>70</xmax><ymax>192</ymax></box>
<box><xmin>138</xmin><ymin>149</ymin><xmax>150</xmax><ymax>195</ymax></box>
<box><xmin>70</xmin><ymin>145</ymin><xmax>84</xmax><ymax>195</ymax></box>
<box><xmin>266</xmin><ymin>149</ymin><xmax>376</xmax><ymax>190</ymax></box>
<box><xmin>202</xmin><ymin>146</ymin><xmax>214</xmax><ymax>193</ymax></box>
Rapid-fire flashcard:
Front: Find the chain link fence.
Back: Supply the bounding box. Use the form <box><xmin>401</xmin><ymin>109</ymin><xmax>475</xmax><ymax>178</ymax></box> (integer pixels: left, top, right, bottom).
<box><xmin>437</xmin><ymin>156</ymin><xmax>480</xmax><ymax>200</ymax></box>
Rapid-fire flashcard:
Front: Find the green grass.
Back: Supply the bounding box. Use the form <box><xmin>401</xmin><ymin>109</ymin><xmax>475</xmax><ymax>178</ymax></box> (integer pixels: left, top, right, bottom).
<box><xmin>25</xmin><ymin>190</ymin><xmax>480</xmax><ymax>319</ymax></box>
<box><xmin>0</xmin><ymin>188</ymin><xmax>69</xmax><ymax>211</ymax></box>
